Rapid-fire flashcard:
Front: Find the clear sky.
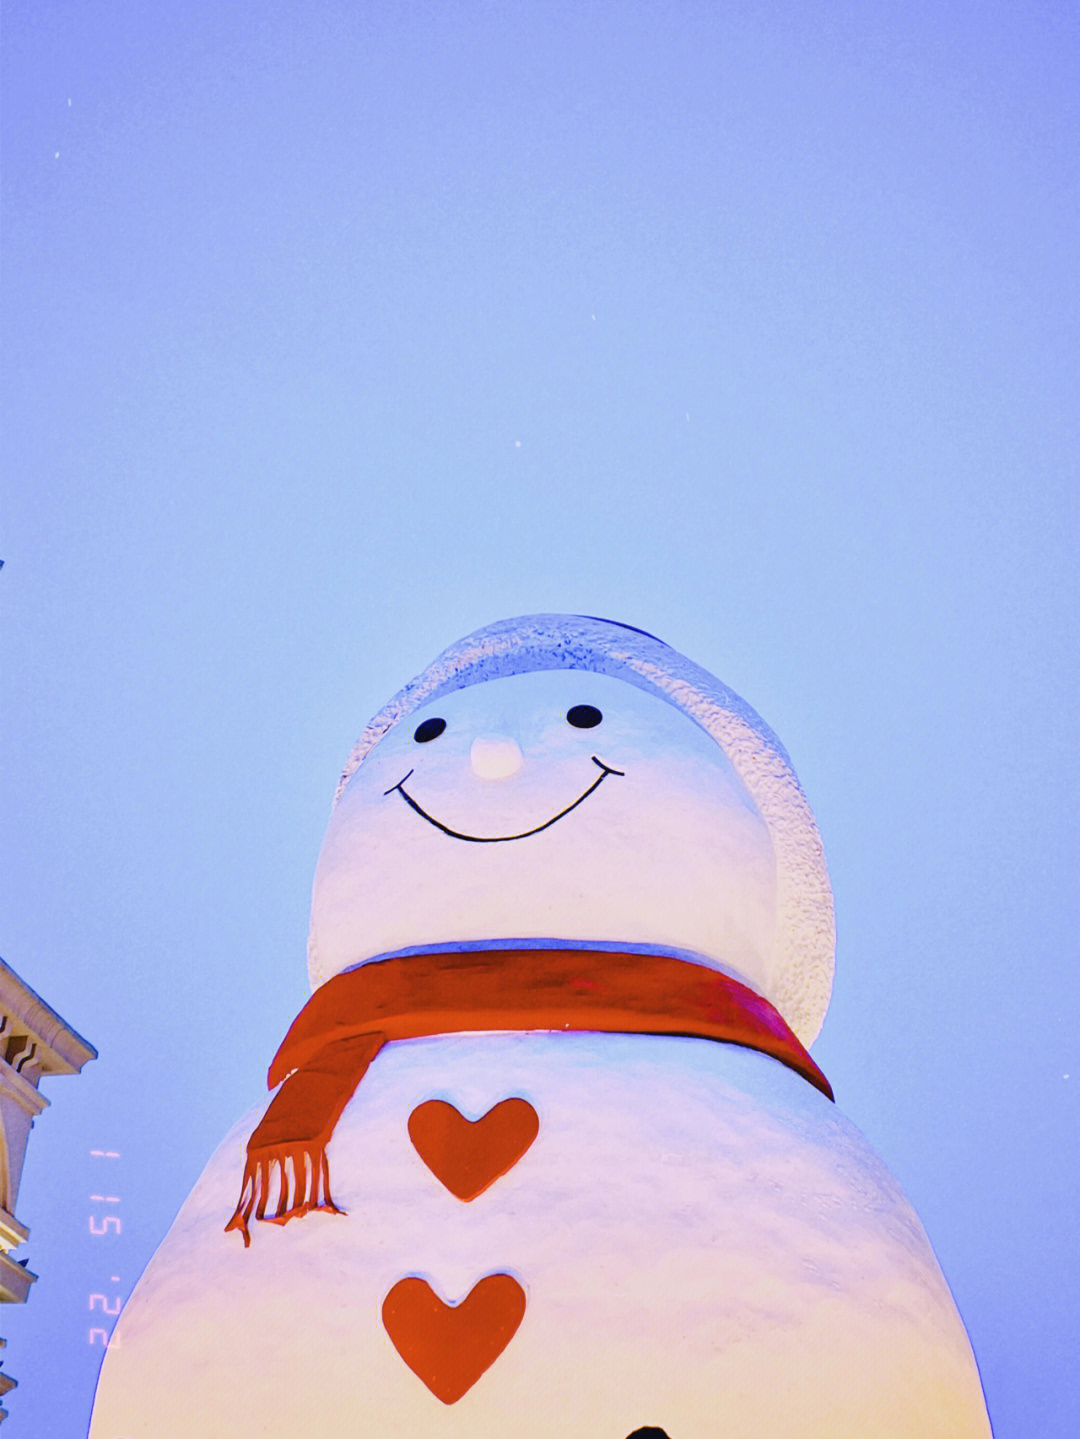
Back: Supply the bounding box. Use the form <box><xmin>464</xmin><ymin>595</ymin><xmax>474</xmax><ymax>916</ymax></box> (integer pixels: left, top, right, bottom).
<box><xmin>3</xmin><ymin>2</ymin><xmax>1077</xmax><ymax>1434</ymax></box>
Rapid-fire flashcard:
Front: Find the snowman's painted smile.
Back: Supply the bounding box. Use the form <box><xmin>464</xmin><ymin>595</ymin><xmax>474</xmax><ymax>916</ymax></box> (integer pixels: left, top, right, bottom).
<box><xmin>386</xmin><ymin>756</ymin><xmax>624</xmax><ymax>842</ymax></box>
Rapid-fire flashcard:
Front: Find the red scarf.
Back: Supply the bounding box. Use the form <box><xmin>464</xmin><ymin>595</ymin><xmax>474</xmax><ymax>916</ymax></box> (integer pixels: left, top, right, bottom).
<box><xmin>226</xmin><ymin>949</ymin><xmax>833</xmax><ymax>1246</ymax></box>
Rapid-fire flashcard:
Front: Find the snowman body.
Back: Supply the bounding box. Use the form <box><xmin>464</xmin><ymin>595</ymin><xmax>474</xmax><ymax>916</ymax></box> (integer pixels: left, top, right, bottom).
<box><xmin>89</xmin><ymin>618</ymin><xmax>992</xmax><ymax>1438</ymax></box>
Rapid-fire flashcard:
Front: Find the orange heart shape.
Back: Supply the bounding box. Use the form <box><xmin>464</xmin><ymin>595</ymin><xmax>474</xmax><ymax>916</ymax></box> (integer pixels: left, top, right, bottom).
<box><xmin>408</xmin><ymin>1097</ymin><xmax>539</xmax><ymax>1201</ymax></box>
<box><xmin>382</xmin><ymin>1273</ymin><xmax>526</xmax><ymax>1403</ymax></box>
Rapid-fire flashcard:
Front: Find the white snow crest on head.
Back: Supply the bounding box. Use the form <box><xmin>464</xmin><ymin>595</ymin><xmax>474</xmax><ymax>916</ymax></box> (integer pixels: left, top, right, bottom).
<box><xmin>330</xmin><ymin>615</ymin><xmax>835</xmax><ymax>1043</ymax></box>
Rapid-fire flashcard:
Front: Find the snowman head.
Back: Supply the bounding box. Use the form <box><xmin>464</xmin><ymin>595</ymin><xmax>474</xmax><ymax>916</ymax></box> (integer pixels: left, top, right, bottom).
<box><xmin>309</xmin><ymin>616</ymin><xmax>834</xmax><ymax>1043</ymax></box>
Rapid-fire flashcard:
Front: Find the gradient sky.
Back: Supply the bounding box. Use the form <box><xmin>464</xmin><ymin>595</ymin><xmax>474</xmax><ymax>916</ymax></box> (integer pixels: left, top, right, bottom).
<box><xmin>3</xmin><ymin>2</ymin><xmax>1078</xmax><ymax>1434</ymax></box>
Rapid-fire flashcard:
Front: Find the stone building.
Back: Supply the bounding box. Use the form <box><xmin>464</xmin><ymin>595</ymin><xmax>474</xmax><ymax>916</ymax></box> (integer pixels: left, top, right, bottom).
<box><xmin>0</xmin><ymin>957</ymin><xmax>96</xmax><ymax>1419</ymax></box>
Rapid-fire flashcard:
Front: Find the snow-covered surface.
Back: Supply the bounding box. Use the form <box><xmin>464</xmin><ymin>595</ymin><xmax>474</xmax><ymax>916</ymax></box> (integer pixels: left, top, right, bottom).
<box><xmin>89</xmin><ymin>1037</ymin><xmax>989</xmax><ymax>1438</ymax></box>
<box><xmin>326</xmin><ymin>616</ymin><xmax>834</xmax><ymax>1042</ymax></box>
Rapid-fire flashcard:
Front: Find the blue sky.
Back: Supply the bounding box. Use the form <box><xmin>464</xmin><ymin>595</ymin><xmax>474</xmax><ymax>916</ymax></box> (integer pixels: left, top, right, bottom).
<box><xmin>3</xmin><ymin>2</ymin><xmax>1078</xmax><ymax>1434</ymax></box>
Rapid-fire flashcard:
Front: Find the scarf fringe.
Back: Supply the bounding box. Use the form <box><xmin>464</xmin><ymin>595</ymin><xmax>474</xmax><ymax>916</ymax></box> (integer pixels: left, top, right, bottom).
<box><xmin>225</xmin><ymin>1143</ymin><xmax>343</xmax><ymax>1248</ymax></box>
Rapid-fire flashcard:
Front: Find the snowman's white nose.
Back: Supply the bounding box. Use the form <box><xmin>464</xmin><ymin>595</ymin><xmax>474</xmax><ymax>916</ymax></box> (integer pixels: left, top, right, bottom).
<box><xmin>470</xmin><ymin>734</ymin><xmax>524</xmax><ymax>780</ymax></box>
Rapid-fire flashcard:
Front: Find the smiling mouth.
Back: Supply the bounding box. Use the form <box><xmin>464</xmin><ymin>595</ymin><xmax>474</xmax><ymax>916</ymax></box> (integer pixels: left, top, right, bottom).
<box><xmin>385</xmin><ymin>756</ymin><xmax>625</xmax><ymax>842</ymax></box>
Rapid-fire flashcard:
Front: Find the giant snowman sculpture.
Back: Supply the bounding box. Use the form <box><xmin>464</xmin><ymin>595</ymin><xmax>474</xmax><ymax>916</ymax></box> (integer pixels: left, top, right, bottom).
<box><xmin>90</xmin><ymin>615</ymin><xmax>992</xmax><ymax>1438</ymax></box>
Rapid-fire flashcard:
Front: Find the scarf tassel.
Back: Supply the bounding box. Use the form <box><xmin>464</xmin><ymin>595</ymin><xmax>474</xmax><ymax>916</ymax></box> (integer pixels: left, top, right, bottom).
<box><xmin>225</xmin><ymin>1143</ymin><xmax>342</xmax><ymax>1248</ymax></box>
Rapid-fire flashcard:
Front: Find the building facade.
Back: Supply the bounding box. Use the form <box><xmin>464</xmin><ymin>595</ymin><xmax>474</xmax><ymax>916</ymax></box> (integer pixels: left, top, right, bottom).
<box><xmin>0</xmin><ymin>957</ymin><xmax>96</xmax><ymax>1418</ymax></box>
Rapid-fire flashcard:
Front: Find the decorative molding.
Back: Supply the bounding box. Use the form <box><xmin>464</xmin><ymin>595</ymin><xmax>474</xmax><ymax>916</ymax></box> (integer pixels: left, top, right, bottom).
<box><xmin>0</xmin><ymin>1209</ymin><xmax>28</xmax><ymax>1256</ymax></box>
<box><xmin>0</xmin><ymin>960</ymin><xmax>97</xmax><ymax>1078</ymax></box>
<box><xmin>0</xmin><ymin>1251</ymin><xmax>35</xmax><ymax>1306</ymax></box>
<box><xmin>0</xmin><ymin>1060</ymin><xmax>48</xmax><ymax>1119</ymax></box>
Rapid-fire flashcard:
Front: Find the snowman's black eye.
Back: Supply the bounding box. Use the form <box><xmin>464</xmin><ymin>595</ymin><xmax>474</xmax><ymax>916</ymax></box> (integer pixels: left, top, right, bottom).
<box><xmin>566</xmin><ymin>704</ymin><xmax>602</xmax><ymax>729</ymax></box>
<box><xmin>413</xmin><ymin>717</ymin><xmax>446</xmax><ymax>743</ymax></box>
<box><xmin>626</xmin><ymin>1430</ymin><xmax>671</xmax><ymax>1438</ymax></box>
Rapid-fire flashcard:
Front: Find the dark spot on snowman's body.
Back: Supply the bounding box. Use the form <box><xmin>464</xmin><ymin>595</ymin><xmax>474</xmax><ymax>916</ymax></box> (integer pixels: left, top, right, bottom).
<box><xmin>385</xmin><ymin>756</ymin><xmax>624</xmax><ymax>842</ymax></box>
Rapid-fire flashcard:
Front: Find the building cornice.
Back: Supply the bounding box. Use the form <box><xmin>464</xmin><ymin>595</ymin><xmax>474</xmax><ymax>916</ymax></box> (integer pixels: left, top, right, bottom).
<box><xmin>0</xmin><ymin>959</ymin><xmax>97</xmax><ymax>1077</ymax></box>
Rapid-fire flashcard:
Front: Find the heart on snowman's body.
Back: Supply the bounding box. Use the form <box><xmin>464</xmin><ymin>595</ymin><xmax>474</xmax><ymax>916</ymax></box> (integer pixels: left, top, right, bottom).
<box><xmin>382</xmin><ymin>1273</ymin><xmax>527</xmax><ymax>1403</ymax></box>
<box><xmin>408</xmin><ymin>1097</ymin><xmax>539</xmax><ymax>1200</ymax></box>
